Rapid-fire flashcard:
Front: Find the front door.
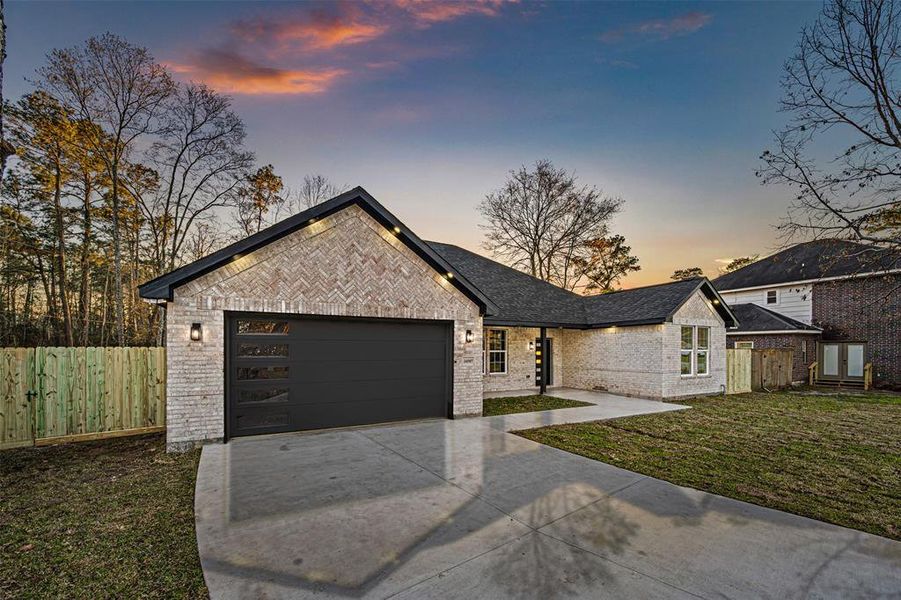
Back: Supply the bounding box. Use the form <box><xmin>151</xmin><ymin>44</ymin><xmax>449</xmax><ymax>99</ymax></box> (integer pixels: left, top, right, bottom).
<box><xmin>534</xmin><ymin>337</ymin><xmax>553</xmax><ymax>386</ymax></box>
<box><xmin>818</xmin><ymin>342</ymin><xmax>866</xmax><ymax>381</ymax></box>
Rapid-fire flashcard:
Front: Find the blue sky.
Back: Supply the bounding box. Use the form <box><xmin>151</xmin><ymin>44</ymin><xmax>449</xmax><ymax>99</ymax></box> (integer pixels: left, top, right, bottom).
<box><xmin>4</xmin><ymin>1</ymin><xmax>823</xmax><ymax>286</ymax></box>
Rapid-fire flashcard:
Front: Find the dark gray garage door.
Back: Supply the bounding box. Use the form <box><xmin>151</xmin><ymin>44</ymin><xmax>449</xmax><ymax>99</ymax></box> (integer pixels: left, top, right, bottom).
<box><xmin>226</xmin><ymin>314</ymin><xmax>451</xmax><ymax>438</ymax></box>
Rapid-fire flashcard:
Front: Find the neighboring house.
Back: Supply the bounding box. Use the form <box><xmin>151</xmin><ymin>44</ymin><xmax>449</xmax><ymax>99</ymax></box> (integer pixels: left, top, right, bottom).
<box><xmin>713</xmin><ymin>240</ymin><xmax>900</xmax><ymax>388</ymax></box>
<box><xmin>139</xmin><ymin>188</ymin><xmax>736</xmax><ymax>450</ymax></box>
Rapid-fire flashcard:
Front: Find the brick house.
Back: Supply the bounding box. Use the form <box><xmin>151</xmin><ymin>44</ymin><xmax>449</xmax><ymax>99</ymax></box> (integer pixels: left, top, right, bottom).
<box><xmin>713</xmin><ymin>240</ymin><xmax>900</xmax><ymax>388</ymax></box>
<box><xmin>139</xmin><ymin>188</ymin><xmax>737</xmax><ymax>450</ymax></box>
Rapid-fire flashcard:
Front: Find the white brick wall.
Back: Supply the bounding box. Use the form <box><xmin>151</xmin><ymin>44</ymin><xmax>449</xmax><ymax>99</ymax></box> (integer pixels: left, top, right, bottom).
<box><xmin>560</xmin><ymin>290</ymin><xmax>726</xmax><ymax>399</ymax></box>
<box><xmin>165</xmin><ymin>205</ymin><xmax>483</xmax><ymax>450</ymax></box>
<box><xmin>664</xmin><ymin>292</ymin><xmax>727</xmax><ymax>397</ymax></box>
<box><xmin>482</xmin><ymin>327</ymin><xmax>565</xmax><ymax>393</ymax></box>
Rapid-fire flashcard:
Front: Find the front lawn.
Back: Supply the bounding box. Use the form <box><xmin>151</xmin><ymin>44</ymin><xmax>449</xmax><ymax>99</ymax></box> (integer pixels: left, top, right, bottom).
<box><xmin>517</xmin><ymin>392</ymin><xmax>901</xmax><ymax>540</ymax></box>
<box><xmin>0</xmin><ymin>434</ymin><xmax>207</xmax><ymax>599</ymax></box>
<box><xmin>483</xmin><ymin>394</ymin><xmax>593</xmax><ymax>416</ymax></box>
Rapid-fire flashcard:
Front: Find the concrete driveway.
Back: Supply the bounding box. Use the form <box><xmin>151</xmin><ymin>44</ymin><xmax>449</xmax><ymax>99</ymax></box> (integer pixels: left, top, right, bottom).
<box><xmin>195</xmin><ymin>391</ymin><xmax>900</xmax><ymax>599</ymax></box>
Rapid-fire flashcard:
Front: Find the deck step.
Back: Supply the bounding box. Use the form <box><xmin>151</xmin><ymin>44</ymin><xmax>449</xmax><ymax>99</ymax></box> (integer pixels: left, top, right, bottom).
<box><xmin>814</xmin><ymin>379</ymin><xmax>865</xmax><ymax>388</ymax></box>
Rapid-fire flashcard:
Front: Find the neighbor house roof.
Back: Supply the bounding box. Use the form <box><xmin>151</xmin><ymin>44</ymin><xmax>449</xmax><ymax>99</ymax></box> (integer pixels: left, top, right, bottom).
<box><xmin>726</xmin><ymin>303</ymin><xmax>821</xmax><ymax>335</ymax></box>
<box><xmin>428</xmin><ymin>243</ymin><xmax>738</xmax><ymax>329</ymax></box>
<box><xmin>712</xmin><ymin>239</ymin><xmax>900</xmax><ymax>291</ymax></box>
<box><xmin>137</xmin><ymin>187</ymin><xmax>498</xmax><ymax>315</ymax></box>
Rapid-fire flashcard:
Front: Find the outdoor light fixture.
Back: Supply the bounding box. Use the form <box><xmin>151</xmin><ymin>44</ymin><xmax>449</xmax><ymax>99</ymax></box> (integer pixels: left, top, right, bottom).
<box><xmin>528</xmin><ymin>341</ymin><xmax>535</xmax><ymax>351</ymax></box>
<box><xmin>446</xmin><ymin>272</ymin><xmax>454</xmax><ymax>279</ymax></box>
<box><xmin>190</xmin><ymin>323</ymin><xmax>202</xmax><ymax>342</ymax></box>
<box><xmin>713</xmin><ymin>299</ymin><xmax>720</xmax><ymax>305</ymax></box>
<box><xmin>393</xmin><ymin>226</ymin><xmax>401</xmax><ymax>234</ymax></box>
<box><xmin>465</xmin><ymin>330</ymin><xmax>474</xmax><ymax>343</ymax></box>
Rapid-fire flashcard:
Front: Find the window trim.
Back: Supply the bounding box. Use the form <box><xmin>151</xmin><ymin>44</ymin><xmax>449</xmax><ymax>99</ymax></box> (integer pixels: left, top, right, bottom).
<box><xmin>680</xmin><ymin>326</ymin><xmax>694</xmax><ymax>377</ymax></box>
<box><xmin>734</xmin><ymin>341</ymin><xmax>754</xmax><ymax>350</ymax></box>
<box><xmin>696</xmin><ymin>326</ymin><xmax>710</xmax><ymax>376</ymax></box>
<box><xmin>485</xmin><ymin>328</ymin><xmax>508</xmax><ymax>375</ymax></box>
<box><xmin>765</xmin><ymin>289</ymin><xmax>779</xmax><ymax>305</ymax></box>
<box><xmin>680</xmin><ymin>325</ymin><xmax>712</xmax><ymax>377</ymax></box>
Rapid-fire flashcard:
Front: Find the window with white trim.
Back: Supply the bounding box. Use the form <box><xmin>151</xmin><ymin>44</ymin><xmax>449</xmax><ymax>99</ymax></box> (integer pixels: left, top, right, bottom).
<box><xmin>681</xmin><ymin>326</ymin><xmax>711</xmax><ymax>376</ymax></box>
<box><xmin>696</xmin><ymin>327</ymin><xmax>709</xmax><ymax>375</ymax></box>
<box><xmin>680</xmin><ymin>326</ymin><xmax>694</xmax><ymax>375</ymax></box>
<box><xmin>734</xmin><ymin>341</ymin><xmax>754</xmax><ymax>349</ymax></box>
<box><xmin>766</xmin><ymin>289</ymin><xmax>778</xmax><ymax>304</ymax></box>
<box><xmin>486</xmin><ymin>329</ymin><xmax>507</xmax><ymax>374</ymax></box>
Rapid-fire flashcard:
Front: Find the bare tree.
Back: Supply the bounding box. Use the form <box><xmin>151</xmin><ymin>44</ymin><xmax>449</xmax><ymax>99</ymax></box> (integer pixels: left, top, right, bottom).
<box><xmin>759</xmin><ymin>0</ymin><xmax>900</xmax><ymax>266</ymax></box>
<box><xmin>39</xmin><ymin>33</ymin><xmax>174</xmax><ymax>346</ymax></box>
<box><xmin>671</xmin><ymin>267</ymin><xmax>704</xmax><ymax>280</ymax></box>
<box><xmin>480</xmin><ymin>160</ymin><xmax>622</xmax><ymax>290</ymax></box>
<box><xmin>0</xmin><ymin>0</ymin><xmax>13</xmax><ymax>182</ymax></box>
<box><xmin>185</xmin><ymin>219</ymin><xmax>225</xmax><ymax>262</ymax></box>
<box><xmin>124</xmin><ymin>82</ymin><xmax>253</xmax><ymax>275</ymax></box>
<box><xmin>295</xmin><ymin>174</ymin><xmax>347</xmax><ymax>211</ymax></box>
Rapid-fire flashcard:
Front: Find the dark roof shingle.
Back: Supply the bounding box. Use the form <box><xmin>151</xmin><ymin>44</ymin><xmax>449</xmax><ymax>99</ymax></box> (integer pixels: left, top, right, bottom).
<box><xmin>728</xmin><ymin>303</ymin><xmax>821</xmax><ymax>333</ymax></box>
<box><xmin>427</xmin><ymin>243</ymin><xmax>737</xmax><ymax>328</ymax></box>
<box><xmin>713</xmin><ymin>239</ymin><xmax>899</xmax><ymax>291</ymax></box>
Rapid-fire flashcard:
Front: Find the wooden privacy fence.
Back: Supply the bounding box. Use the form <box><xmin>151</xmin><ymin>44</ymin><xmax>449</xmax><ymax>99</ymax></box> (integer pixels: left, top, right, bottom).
<box><xmin>0</xmin><ymin>347</ymin><xmax>166</xmax><ymax>450</ymax></box>
<box><xmin>725</xmin><ymin>348</ymin><xmax>752</xmax><ymax>394</ymax></box>
<box><xmin>751</xmin><ymin>348</ymin><xmax>793</xmax><ymax>391</ymax></box>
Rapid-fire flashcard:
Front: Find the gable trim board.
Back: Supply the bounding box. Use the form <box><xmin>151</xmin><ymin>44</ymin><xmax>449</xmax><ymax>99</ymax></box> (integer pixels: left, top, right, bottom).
<box><xmin>726</xmin><ymin>330</ymin><xmax>821</xmax><ymax>336</ymax></box>
<box><xmin>716</xmin><ymin>269</ymin><xmax>901</xmax><ymax>293</ymax></box>
<box><xmin>139</xmin><ymin>187</ymin><xmax>498</xmax><ymax>316</ymax></box>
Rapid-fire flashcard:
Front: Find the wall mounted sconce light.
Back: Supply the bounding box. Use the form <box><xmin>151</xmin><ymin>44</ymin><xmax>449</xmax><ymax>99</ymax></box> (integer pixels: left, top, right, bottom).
<box><xmin>190</xmin><ymin>323</ymin><xmax>202</xmax><ymax>342</ymax></box>
<box><xmin>465</xmin><ymin>330</ymin><xmax>474</xmax><ymax>343</ymax></box>
<box><xmin>528</xmin><ymin>341</ymin><xmax>535</xmax><ymax>351</ymax></box>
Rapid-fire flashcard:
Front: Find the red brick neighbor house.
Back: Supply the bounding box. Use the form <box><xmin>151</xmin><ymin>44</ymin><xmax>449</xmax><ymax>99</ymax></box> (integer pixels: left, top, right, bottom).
<box><xmin>713</xmin><ymin>240</ymin><xmax>900</xmax><ymax>389</ymax></box>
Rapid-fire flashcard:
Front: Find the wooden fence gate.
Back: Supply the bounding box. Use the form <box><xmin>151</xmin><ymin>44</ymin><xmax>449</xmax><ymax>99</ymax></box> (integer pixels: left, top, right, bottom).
<box><xmin>725</xmin><ymin>348</ymin><xmax>752</xmax><ymax>394</ymax></box>
<box><xmin>0</xmin><ymin>347</ymin><xmax>166</xmax><ymax>450</ymax></box>
<box><xmin>751</xmin><ymin>348</ymin><xmax>794</xmax><ymax>391</ymax></box>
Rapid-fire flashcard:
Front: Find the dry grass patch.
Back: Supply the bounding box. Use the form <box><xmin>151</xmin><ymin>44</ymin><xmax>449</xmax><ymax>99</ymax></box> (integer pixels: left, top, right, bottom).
<box><xmin>517</xmin><ymin>392</ymin><xmax>900</xmax><ymax>540</ymax></box>
<box><xmin>0</xmin><ymin>433</ymin><xmax>207</xmax><ymax>599</ymax></box>
<box><xmin>483</xmin><ymin>394</ymin><xmax>593</xmax><ymax>417</ymax></box>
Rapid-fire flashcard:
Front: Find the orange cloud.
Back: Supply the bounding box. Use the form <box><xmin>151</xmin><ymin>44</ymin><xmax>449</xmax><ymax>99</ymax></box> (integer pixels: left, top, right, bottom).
<box><xmin>234</xmin><ymin>11</ymin><xmax>388</xmax><ymax>50</ymax></box>
<box><xmin>390</xmin><ymin>0</ymin><xmax>515</xmax><ymax>25</ymax></box>
<box><xmin>168</xmin><ymin>50</ymin><xmax>348</xmax><ymax>95</ymax></box>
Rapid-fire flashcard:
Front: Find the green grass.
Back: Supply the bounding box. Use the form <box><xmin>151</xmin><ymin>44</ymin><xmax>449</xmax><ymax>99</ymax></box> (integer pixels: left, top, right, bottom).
<box><xmin>483</xmin><ymin>394</ymin><xmax>593</xmax><ymax>416</ymax></box>
<box><xmin>517</xmin><ymin>391</ymin><xmax>901</xmax><ymax>540</ymax></box>
<box><xmin>0</xmin><ymin>433</ymin><xmax>207</xmax><ymax>599</ymax></box>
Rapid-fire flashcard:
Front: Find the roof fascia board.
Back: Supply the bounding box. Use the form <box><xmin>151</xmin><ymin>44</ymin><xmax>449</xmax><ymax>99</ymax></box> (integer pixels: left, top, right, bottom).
<box><xmin>727</xmin><ymin>330</ymin><xmax>821</xmax><ymax>335</ymax></box>
<box><xmin>138</xmin><ymin>188</ymin><xmax>498</xmax><ymax>316</ymax></box>
<box><xmin>666</xmin><ymin>279</ymin><xmax>738</xmax><ymax>328</ymax></box>
<box><xmin>717</xmin><ymin>268</ymin><xmax>901</xmax><ymax>293</ymax></box>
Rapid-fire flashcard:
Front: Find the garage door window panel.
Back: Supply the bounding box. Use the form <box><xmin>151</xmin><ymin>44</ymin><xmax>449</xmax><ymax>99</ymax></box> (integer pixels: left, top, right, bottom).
<box><xmin>236</xmin><ymin>320</ymin><xmax>290</xmax><ymax>335</ymax></box>
<box><xmin>237</xmin><ymin>387</ymin><xmax>290</xmax><ymax>404</ymax></box>
<box><xmin>237</xmin><ymin>366</ymin><xmax>289</xmax><ymax>380</ymax></box>
<box><xmin>237</xmin><ymin>342</ymin><xmax>289</xmax><ymax>358</ymax></box>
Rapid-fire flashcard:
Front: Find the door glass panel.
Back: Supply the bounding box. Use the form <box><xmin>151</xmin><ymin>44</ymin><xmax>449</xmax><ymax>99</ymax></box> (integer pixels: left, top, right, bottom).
<box><xmin>822</xmin><ymin>344</ymin><xmax>839</xmax><ymax>376</ymax></box>
<box><xmin>237</xmin><ymin>366</ymin><xmax>289</xmax><ymax>380</ymax></box>
<box><xmin>237</xmin><ymin>343</ymin><xmax>289</xmax><ymax>358</ymax></box>
<box><xmin>237</xmin><ymin>320</ymin><xmax>289</xmax><ymax>335</ymax></box>
<box><xmin>238</xmin><ymin>387</ymin><xmax>289</xmax><ymax>404</ymax></box>
<box><xmin>846</xmin><ymin>344</ymin><xmax>864</xmax><ymax>378</ymax></box>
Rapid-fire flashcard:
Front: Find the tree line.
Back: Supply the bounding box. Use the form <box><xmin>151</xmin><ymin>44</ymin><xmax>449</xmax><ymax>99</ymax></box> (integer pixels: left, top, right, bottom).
<box><xmin>0</xmin><ymin>33</ymin><xmax>341</xmax><ymax>347</ymax></box>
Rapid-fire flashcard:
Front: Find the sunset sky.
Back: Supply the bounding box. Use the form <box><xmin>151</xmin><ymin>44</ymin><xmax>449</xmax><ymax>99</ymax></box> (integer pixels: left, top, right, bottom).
<box><xmin>5</xmin><ymin>1</ymin><xmax>824</xmax><ymax>287</ymax></box>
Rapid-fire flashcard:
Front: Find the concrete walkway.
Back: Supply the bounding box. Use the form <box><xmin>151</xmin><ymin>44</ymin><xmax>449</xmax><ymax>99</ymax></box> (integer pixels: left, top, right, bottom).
<box><xmin>195</xmin><ymin>391</ymin><xmax>900</xmax><ymax>599</ymax></box>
